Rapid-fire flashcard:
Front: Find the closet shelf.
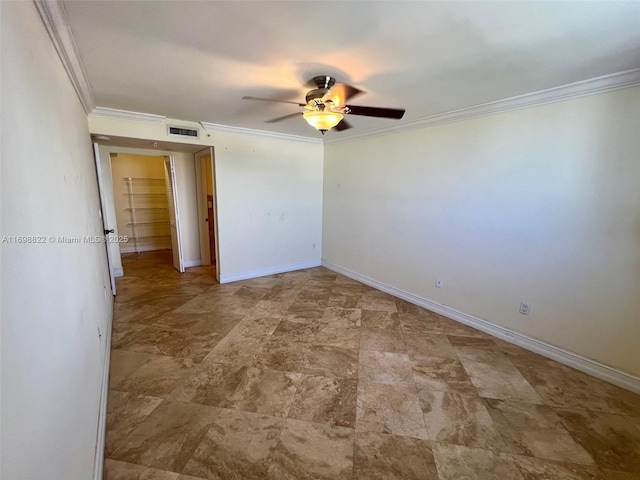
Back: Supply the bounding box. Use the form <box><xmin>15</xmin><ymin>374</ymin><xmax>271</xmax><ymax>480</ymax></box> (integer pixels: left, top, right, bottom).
<box><xmin>124</xmin><ymin>176</ymin><xmax>171</xmax><ymax>253</ymax></box>
<box><xmin>126</xmin><ymin>221</ymin><xmax>170</xmax><ymax>226</ymax></box>
<box><xmin>135</xmin><ymin>235</ymin><xmax>171</xmax><ymax>242</ymax></box>
<box><xmin>124</xmin><ymin>207</ymin><xmax>168</xmax><ymax>211</ymax></box>
<box><xmin>124</xmin><ymin>192</ymin><xmax>168</xmax><ymax>196</ymax></box>
<box><xmin>124</xmin><ymin>177</ymin><xmax>165</xmax><ymax>182</ymax></box>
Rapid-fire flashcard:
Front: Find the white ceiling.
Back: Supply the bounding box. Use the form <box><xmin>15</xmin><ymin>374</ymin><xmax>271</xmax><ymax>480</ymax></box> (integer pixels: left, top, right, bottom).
<box><xmin>64</xmin><ymin>1</ymin><xmax>640</xmax><ymax>139</ymax></box>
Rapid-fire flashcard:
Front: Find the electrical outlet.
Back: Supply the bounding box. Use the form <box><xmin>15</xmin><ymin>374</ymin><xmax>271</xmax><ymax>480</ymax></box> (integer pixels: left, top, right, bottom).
<box><xmin>519</xmin><ymin>302</ymin><xmax>531</xmax><ymax>315</ymax></box>
<box><xmin>436</xmin><ymin>277</ymin><xmax>443</xmax><ymax>288</ymax></box>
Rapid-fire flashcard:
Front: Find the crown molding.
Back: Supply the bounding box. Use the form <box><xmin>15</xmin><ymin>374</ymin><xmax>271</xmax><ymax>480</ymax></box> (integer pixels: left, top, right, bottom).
<box><xmin>200</xmin><ymin>122</ymin><xmax>322</xmax><ymax>144</ymax></box>
<box><xmin>90</xmin><ymin>107</ymin><xmax>167</xmax><ymax>124</ymax></box>
<box><xmin>325</xmin><ymin>68</ymin><xmax>640</xmax><ymax>145</ymax></box>
<box><xmin>34</xmin><ymin>0</ymin><xmax>95</xmax><ymax>114</ymax></box>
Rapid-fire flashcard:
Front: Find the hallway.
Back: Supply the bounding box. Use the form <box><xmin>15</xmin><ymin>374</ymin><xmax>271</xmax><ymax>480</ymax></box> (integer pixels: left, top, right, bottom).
<box><xmin>104</xmin><ymin>252</ymin><xmax>640</xmax><ymax>479</ymax></box>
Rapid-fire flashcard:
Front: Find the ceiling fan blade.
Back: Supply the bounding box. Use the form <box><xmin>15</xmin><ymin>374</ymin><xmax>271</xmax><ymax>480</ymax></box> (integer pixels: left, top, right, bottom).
<box><xmin>334</xmin><ymin>118</ymin><xmax>352</xmax><ymax>131</ymax></box>
<box><xmin>346</xmin><ymin>105</ymin><xmax>405</xmax><ymax>119</ymax></box>
<box><xmin>322</xmin><ymin>83</ymin><xmax>363</xmax><ymax>106</ymax></box>
<box><xmin>242</xmin><ymin>96</ymin><xmax>305</xmax><ymax>106</ymax></box>
<box><xmin>265</xmin><ymin>112</ymin><xmax>302</xmax><ymax>123</ymax></box>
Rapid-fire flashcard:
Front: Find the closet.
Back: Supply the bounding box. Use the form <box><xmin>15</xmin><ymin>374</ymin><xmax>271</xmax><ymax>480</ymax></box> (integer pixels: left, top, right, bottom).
<box><xmin>124</xmin><ymin>177</ymin><xmax>171</xmax><ymax>252</ymax></box>
<box><xmin>111</xmin><ymin>154</ymin><xmax>171</xmax><ymax>254</ymax></box>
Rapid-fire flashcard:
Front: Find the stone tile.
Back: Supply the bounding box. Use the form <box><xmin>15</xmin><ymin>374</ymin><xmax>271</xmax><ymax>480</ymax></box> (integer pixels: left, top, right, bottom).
<box><xmin>394</xmin><ymin>298</ymin><xmax>433</xmax><ymax>318</ymax></box>
<box><xmin>432</xmin><ymin>443</ymin><xmax>525</xmax><ymax>480</ymax></box>
<box><xmin>110</xmin><ymin>400</ymin><xmax>220</xmax><ymax>472</ymax></box>
<box><xmin>103</xmin><ymin>459</ymin><xmax>179</xmax><ymax>479</ymax></box>
<box><xmin>248</xmin><ymin>298</ymin><xmax>292</xmax><ymax>315</ymax></box>
<box><xmin>456</xmin><ymin>347</ymin><xmax>543</xmax><ymax>403</ymax></box>
<box><xmin>356</xmin><ymin>382</ymin><xmax>428</xmax><ymax>439</ymax></box>
<box><xmin>182</xmin><ymin>409</ymin><xmax>284</xmax><ymax>480</ymax></box>
<box><xmin>295</xmin><ymin>289</ymin><xmax>331</xmax><ymax>308</ymax></box>
<box><xmin>304</xmin><ymin>344</ymin><xmax>359</xmax><ymax>379</ymax></box>
<box><xmin>115</xmin><ymin>356</ymin><xmax>196</xmax><ymax>397</ymax></box>
<box><xmin>105</xmin><ymin>390</ymin><xmax>163</xmax><ymax>457</ymax></box>
<box><xmin>109</xmin><ymin>252</ymin><xmax>640</xmax><ymax>479</ymax></box>
<box><xmin>112</xmin><ymin>324</ymin><xmax>221</xmax><ymax>362</ymax></box>
<box><xmin>322</xmin><ymin>306</ymin><xmax>361</xmax><ymax>327</ymax></box>
<box><xmin>354</xmin><ymin>431</ymin><xmax>438</xmax><ymax>480</ymax></box>
<box><xmin>360</xmin><ymin>311</ymin><xmax>406</xmax><ymax>353</ymax></box>
<box><xmin>231</xmin><ymin>314</ymin><xmax>283</xmax><ymax>339</ymax></box>
<box><xmin>412</xmin><ymin>355</ymin><xmax>478</xmax><ymax>395</ymax></box>
<box><xmin>513</xmin><ymin>455</ymin><xmax>628</xmax><ymax>480</ymax></box>
<box><xmin>398</xmin><ymin>311</ymin><xmax>442</xmax><ymax>336</ymax></box>
<box><xmin>268</xmin><ymin>418</ymin><xmax>355</xmax><ymax>480</ymax></box>
<box><xmin>258</xmin><ymin>336</ymin><xmax>309</xmax><ymax>373</ymax></box>
<box><xmin>203</xmin><ymin>332</ymin><xmax>267</xmax><ymax>366</ymax></box>
<box><xmin>169</xmin><ymin>362</ymin><xmax>247</xmax><ymax>407</ymax></box>
<box><xmin>156</xmin><ymin>312</ymin><xmax>242</xmax><ymax>337</ymax></box>
<box><xmin>420</xmin><ymin>390</ymin><xmax>506</xmax><ymax>451</ymax></box>
<box><xmin>175</xmin><ymin>293</ymin><xmax>257</xmax><ymax>316</ymax></box>
<box><xmin>485</xmin><ymin>399</ymin><xmax>595</xmax><ymax>465</ymax></box>
<box><xmin>288</xmin><ymin>375</ymin><xmax>357</xmax><ymax>428</ymax></box>
<box><xmin>513</xmin><ymin>358</ymin><xmax>640</xmax><ymax>417</ymax></box>
<box><xmin>112</xmin><ymin>304</ymin><xmax>175</xmax><ymax>325</ymax></box>
<box><xmin>274</xmin><ymin>312</ymin><xmax>360</xmax><ymax>350</ymax></box>
<box><xmin>437</xmin><ymin>317</ymin><xmax>489</xmax><ymax>338</ymax></box>
<box><xmin>359</xmin><ymin>350</ymin><xmax>414</xmax><ymax>388</ymax></box>
<box><xmin>152</xmin><ymin>312</ymin><xmax>212</xmax><ymax>330</ymax></box>
<box><xmin>556</xmin><ymin>408</ymin><xmax>640</xmax><ymax>473</ymax></box>
<box><xmin>405</xmin><ymin>332</ymin><xmax>457</xmax><ymax>360</ymax></box>
<box><xmin>233</xmin><ymin>285</ymin><xmax>270</xmax><ymax>301</ymax></box>
<box><xmin>285</xmin><ymin>304</ymin><xmax>326</xmax><ymax>321</ymax></box>
<box><xmin>272</xmin><ymin>319</ymin><xmax>322</xmax><ymax>342</ymax></box>
<box><xmin>448</xmin><ymin>335</ymin><xmax>496</xmax><ymax>347</ymax></box>
<box><xmin>108</xmin><ymin>350</ymin><xmax>155</xmax><ymax>386</ymax></box>
<box><xmin>358</xmin><ymin>290</ymin><xmax>398</xmax><ymax>312</ymax></box>
<box><xmin>224</xmin><ymin>367</ymin><xmax>301</xmax><ymax>417</ymax></box>
<box><xmin>328</xmin><ymin>291</ymin><xmax>363</xmax><ymax>309</ymax></box>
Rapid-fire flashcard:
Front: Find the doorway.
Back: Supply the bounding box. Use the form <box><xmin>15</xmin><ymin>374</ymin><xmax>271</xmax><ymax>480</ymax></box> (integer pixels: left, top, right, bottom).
<box><xmin>92</xmin><ymin>137</ymin><xmax>217</xmax><ymax>284</ymax></box>
<box><xmin>195</xmin><ymin>147</ymin><xmax>220</xmax><ymax>282</ymax></box>
<box><xmin>110</xmin><ymin>153</ymin><xmax>185</xmax><ymax>272</ymax></box>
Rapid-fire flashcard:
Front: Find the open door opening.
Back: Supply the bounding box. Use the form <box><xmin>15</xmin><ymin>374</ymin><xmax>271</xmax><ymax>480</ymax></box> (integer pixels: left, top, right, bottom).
<box><xmin>195</xmin><ymin>147</ymin><xmax>220</xmax><ymax>282</ymax></box>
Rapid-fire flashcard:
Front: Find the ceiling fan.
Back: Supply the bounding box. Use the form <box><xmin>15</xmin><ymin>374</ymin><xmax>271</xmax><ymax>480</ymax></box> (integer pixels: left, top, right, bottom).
<box><xmin>242</xmin><ymin>76</ymin><xmax>406</xmax><ymax>134</ymax></box>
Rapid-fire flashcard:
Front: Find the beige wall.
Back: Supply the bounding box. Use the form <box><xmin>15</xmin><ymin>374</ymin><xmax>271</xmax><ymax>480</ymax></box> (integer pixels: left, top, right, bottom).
<box><xmin>213</xmin><ymin>132</ymin><xmax>324</xmax><ymax>280</ymax></box>
<box><xmin>323</xmin><ymin>86</ymin><xmax>640</xmax><ymax>377</ymax></box>
<box><xmin>1</xmin><ymin>3</ymin><xmax>114</xmax><ymax>479</ymax></box>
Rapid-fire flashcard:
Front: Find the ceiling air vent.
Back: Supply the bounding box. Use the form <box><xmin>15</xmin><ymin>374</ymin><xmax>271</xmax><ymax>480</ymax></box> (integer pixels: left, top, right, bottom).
<box><xmin>167</xmin><ymin>125</ymin><xmax>199</xmax><ymax>138</ymax></box>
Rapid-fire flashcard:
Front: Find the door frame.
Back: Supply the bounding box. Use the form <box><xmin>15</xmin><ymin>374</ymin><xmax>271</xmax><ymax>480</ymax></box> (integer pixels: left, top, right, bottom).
<box><xmin>92</xmin><ymin>142</ymin><xmax>117</xmax><ymax>295</ymax></box>
<box><xmin>164</xmin><ymin>155</ymin><xmax>185</xmax><ymax>273</ymax></box>
<box><xmin>195</xmin><ymin>147</ymin><xmax>221</xmax><ymax>281</ymax></box>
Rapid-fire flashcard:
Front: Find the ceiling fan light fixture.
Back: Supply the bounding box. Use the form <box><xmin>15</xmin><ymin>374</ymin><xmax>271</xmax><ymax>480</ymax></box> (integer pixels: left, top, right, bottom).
<box><xmin>302</xmin><ymin>110</ymin><xmax>343</xmax><ymax>133</ymax></box>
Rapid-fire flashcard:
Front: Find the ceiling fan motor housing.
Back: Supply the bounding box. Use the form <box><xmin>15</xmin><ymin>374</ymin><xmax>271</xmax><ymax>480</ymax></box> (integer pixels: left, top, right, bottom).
<box><xmin>305</xmin><ymin>76</ymin><xmax>337</xmax><ymax>104</ymax></box>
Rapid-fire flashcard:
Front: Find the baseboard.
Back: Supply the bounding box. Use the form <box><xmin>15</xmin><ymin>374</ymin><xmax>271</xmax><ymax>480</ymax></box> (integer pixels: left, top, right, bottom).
<box><xmin>93</xmin><ymin>297</ymin><xmax>114</xmax><ymax>480</ymax></box>
<box><xmin>322</xmin><ymin>260</ymin><xmax>640</xmax><ymax>394</ymax></box>
<box><xmin>183</xmin><ymin>259</ymin><xmax>202</xmax><ymax>268</ymax></box>
<box><xmin>220</xmin><ymin>260</ymin><xmax>321</xmax><ymax>284</ymax></box>
<box><xmin>112</xmin><ymin>267</ymin><xmax>124</xmax><ymax>278</ymax></box>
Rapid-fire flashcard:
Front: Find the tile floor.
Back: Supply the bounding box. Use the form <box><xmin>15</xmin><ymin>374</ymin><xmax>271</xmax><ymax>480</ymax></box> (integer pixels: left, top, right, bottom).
<box><xmin>105</xmin><ymin>251</ymin><xmax>640</xmax><ymax>480</ymax></box>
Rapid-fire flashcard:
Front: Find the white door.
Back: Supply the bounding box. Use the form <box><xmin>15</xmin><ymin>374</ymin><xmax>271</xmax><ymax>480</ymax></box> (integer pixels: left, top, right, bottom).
<box><xmin>164</xmin><ymin>156</ymin><xmax>185</xmax><ymax>273</ymax></box>
<box><xmin>93</xmin><ymin>143</ymin><xmax>117</xmax><ymax>294</ymax></box>
<box><xmin>194</xmin><ymin>147</ymin><xmax>220</xmax><ymax>282</ymax></box>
